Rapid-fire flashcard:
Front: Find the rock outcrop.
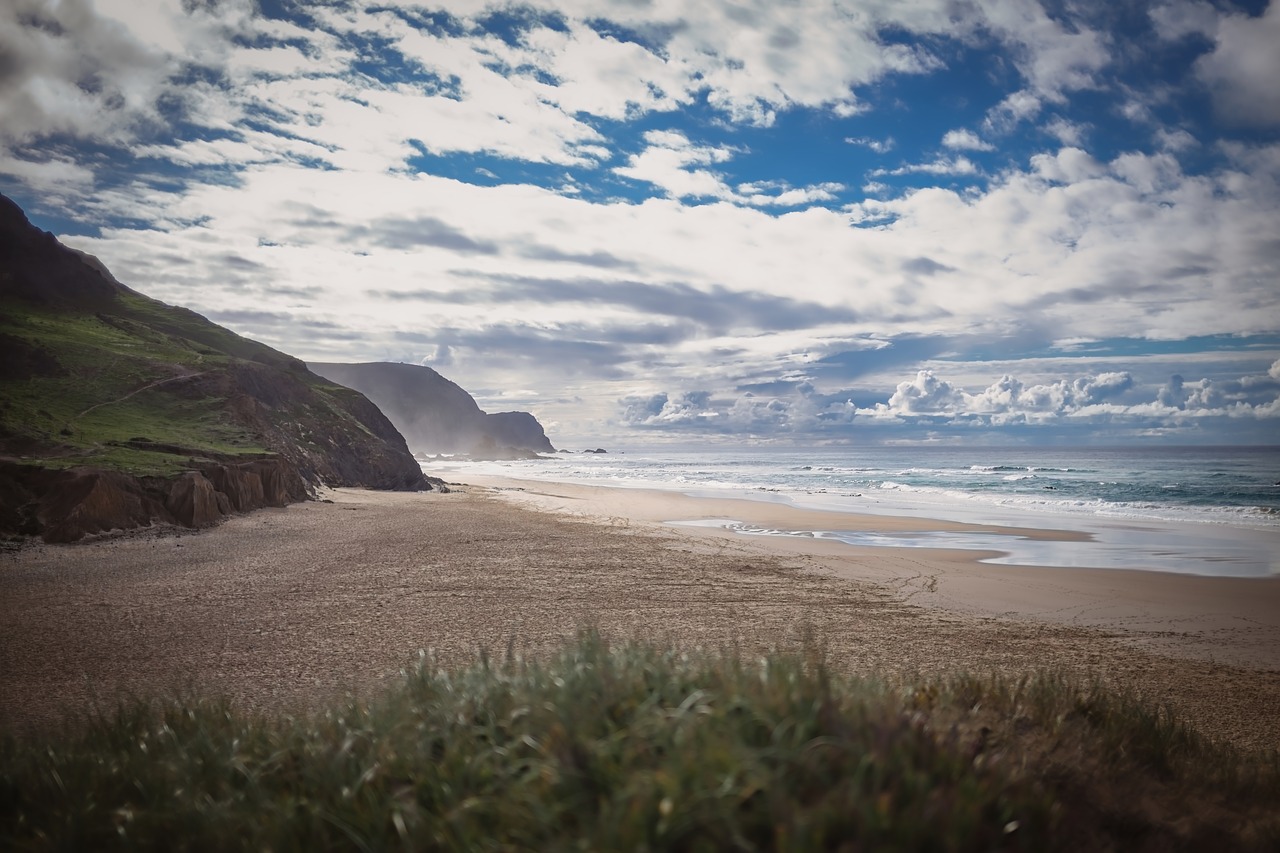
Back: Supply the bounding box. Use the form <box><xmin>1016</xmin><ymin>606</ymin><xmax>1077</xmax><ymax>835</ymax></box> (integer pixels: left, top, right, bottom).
<box><xmin>309</xmin><ymin>361</ymin><xmax>555</xmax><ymax>456</ymax></box>
<box><xmin>0</xmin><ymin>458</ymin><xmax>310</xmax><ymax>543</ymax></box>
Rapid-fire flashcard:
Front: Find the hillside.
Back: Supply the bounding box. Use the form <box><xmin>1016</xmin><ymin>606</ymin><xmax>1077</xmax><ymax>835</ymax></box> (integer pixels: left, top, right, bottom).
<box><xmin>0</xmin><ymin>193</ymin><xmax>438</xmax><ymax>542</ymax></box>
<box><xmin>309</xmin><ymin>361</ymin><xmax>554</xmax><ymax>457</ymax></box>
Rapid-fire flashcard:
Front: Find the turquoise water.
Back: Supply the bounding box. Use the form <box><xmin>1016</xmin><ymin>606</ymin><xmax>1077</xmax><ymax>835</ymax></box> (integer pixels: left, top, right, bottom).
<box><xmin>430</xmin><ymin>446</ymin><xmax>1280</xmax><ymax>577</ymax></box>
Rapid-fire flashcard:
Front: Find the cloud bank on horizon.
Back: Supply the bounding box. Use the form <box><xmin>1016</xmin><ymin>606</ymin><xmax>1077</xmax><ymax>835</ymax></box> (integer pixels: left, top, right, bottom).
<box><xmin>2</xmin><ymin>0</ymin><xmax>1278</xmax><ymax>446</ymax></box>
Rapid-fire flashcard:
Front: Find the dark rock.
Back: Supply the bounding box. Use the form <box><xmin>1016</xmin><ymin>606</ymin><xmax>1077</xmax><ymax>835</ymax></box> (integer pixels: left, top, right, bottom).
<box><xmin>165</xmin><ymin>472</ymin><xmax>223</xmax><ymax>528</ymax></box>
<box><xmin>37</xmin><ymin>468</ymin><xmax>172</xmax><ymax>543</ymax></box>
<box><xmin>205</xmin><ymin>464</ymin><xmax>264</xmax><ymax>512</ymax></box>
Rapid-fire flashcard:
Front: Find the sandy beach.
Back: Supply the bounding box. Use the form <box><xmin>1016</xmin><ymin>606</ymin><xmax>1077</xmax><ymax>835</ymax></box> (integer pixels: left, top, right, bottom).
<box><xmin>3</xmin><ymin>479</ymin><xmax>1279</xmax><ymax>751</ymax></box>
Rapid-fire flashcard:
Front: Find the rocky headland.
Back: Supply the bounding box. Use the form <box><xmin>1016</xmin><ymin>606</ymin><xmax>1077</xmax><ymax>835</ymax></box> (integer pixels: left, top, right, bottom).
<box><xmin>0</xmin><ymin>193</ymin><xmax>441</xmax><ymax>543</ymax></box>
<box><xmin>308</xmin><ymin>361</ymin><xmax>555</xmax><ymax>457</ymax></box>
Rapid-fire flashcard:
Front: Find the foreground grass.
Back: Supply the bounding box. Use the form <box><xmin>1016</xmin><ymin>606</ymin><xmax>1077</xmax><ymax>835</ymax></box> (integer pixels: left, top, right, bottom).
<box><xmin>2</xmin><ymin>635</ymin><xmax>1278</xmax><ymax>851</ymax></box>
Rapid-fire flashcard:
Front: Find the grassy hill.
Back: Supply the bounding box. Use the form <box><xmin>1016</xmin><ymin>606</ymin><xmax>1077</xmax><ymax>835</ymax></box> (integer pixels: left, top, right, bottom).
<box><xmin>0</xmin><ymin>194</ymin><xmax>434</xmax><ymax>540</ymax></box>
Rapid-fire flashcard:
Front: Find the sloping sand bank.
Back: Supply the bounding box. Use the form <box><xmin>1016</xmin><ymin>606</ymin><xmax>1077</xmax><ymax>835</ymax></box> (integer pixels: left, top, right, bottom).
<box><xmin>3</xmin><ymin>482</ymin><xmax>1278</xmax><ymax>751</ymax></box>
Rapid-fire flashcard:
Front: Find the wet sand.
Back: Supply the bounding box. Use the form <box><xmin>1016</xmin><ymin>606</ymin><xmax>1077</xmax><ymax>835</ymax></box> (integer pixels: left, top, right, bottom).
<box><xmin>3</xmin><ymin>482</ymin><xmax>1279</xmax><ymax>751</ymax></box>
<box><xmin>466</xmin><ymin>474</ymin><xmax>1280</xmax><ymax>671</ymax></box>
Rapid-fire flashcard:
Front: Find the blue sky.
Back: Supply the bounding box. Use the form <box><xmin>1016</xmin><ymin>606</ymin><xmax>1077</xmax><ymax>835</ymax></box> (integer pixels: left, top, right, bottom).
<box><xmin>2</xmin><ymin>0</ymin><xmax>1278</xmax><ymax>446</ymax></box>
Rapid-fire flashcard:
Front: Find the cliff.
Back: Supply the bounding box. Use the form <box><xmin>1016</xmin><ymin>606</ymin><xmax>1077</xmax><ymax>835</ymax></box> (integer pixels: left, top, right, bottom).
<box><xmin>0</xmin><ymin>193</ymin><xmax>439</xmax><ymax>542</ymax></box>
<box><xmin>308</xmin><ymin>362</ymin><xmax>555</xmax><ymax>456</ymax></box>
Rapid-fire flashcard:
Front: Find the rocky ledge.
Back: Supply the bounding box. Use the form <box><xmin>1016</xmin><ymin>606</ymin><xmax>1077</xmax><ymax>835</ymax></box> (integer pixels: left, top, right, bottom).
<box><xmin>0</xmin><ymin>458</ymin><xmax>314</xmax><ymax>543</ymax></box>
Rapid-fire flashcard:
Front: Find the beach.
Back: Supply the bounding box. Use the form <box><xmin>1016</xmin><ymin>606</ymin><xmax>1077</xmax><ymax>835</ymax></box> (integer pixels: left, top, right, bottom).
<box><xmin>3</xmin><ymin>479</ymin><xmax>1279</xmax><ymax>751</ymax></box>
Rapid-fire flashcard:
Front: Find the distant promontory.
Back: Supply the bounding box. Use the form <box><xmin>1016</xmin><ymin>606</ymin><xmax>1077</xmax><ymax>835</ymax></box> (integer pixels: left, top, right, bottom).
<box><xmin>309</xmin><ymin>362</ymin><xmax>554</xmax><ymax>459</ymax></box>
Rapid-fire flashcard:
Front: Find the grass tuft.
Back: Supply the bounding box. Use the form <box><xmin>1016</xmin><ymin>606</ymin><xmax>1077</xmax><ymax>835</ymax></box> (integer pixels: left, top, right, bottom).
<box><xmin>2</xmin><ymin>632</ymin><xmax>1277</xmax><ymax>850</ymax></box>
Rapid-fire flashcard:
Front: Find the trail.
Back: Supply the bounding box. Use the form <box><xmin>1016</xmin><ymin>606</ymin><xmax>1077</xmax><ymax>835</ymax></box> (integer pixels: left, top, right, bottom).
<box><xmin>71</xmin><ymin>370</ymin><xmax>212</xmax><ymax>423</ymax></box>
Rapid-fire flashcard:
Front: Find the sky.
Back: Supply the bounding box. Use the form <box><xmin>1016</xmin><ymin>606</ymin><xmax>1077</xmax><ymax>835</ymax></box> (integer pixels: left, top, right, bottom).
<box><xmin>2</xmin><ymin>0</ymin><xmax>1279</xmax><ymax>447</ymax></box>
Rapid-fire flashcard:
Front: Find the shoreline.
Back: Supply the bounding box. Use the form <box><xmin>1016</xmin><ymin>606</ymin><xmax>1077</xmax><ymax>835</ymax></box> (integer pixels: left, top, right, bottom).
<box><xmin>3</xmin><ymin>483</ymin><xmax>1279</xmax><ymax>751</ymax></box>
<box><xmin>431</xmin><ymin>454</ymin><xmax>1280</xmax><ymax>578</ymax></box>
<box><xmin>461</xmin><ymin>473</ymin><xmax>1280</xmax><ymax>672</ymax></box>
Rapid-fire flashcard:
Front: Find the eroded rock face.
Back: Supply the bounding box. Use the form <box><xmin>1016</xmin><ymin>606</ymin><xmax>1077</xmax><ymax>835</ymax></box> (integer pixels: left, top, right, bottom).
<box><xmin>38</xmin><ymin>469</ymin><xmax>170</xmax><ymax>544</ymax></box>
<box><xmin>165</xmin><ymin>472</ymin><xmax>225</xmax><ymax>528</ymax></box>
<box><xmin>0</xmin><ymin>457</ymin><xmax>321</xmax><ymax>543</ymax></box>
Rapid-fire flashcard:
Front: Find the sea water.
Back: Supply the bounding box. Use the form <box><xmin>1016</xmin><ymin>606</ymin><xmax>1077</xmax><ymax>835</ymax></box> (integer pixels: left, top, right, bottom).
<box><xmin>428</xmin><ymin>446</ymin><xmax>1280</xmax><ymax>577</ymax></box>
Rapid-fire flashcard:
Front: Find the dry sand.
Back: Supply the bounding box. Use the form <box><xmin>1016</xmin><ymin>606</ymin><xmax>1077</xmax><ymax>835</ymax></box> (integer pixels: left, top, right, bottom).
<box><xmin>3</xmin><ymin>479</ymin><xmax>1279</xmax><ymax>752</ymax></box>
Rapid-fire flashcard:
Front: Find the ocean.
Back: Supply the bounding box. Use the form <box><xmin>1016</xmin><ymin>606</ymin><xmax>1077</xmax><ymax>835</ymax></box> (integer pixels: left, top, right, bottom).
<box><xmin>428</xmin><ymin>446</ymin><xmax>1280</xmax><ymax>578</ymax></box>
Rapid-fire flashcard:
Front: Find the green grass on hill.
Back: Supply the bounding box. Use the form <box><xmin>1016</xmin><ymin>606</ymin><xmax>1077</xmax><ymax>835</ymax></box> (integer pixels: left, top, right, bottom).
<box><xmin>0</xmin><ymin>295</ymin><xmax>309</xmax><ymax>475</ymax></box>
<box><xmin>2</xmin><ymin>633</ymin><xmax>1277</xmax><ymax>851</ymax></box>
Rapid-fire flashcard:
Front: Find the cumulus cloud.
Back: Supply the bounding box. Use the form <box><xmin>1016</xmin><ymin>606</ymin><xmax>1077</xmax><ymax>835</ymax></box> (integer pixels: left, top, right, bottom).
<box><xmin>874</xmin><ymin>370</ymin><xmax>1134</xmax><ymax>418</ymax></box>
<box><xmin>866</xmin><ymin>365</ymin><xmax>1279</xmax><ymax>428</ymax></box>
<box><xmin>0</xmin><ymin>0</ymin><xmax>175</xmax><ymax>146</ymax></box>
<box><xmin>976</xmin><ymin>0</ymin><xmax>1111</xmax><ymax>99</ymax></box>
<box><xmin>1191</xmin><ymin>3</ymin><xmax>1280</xmax><ymax>127</ymax></box>
<box><xmin>1152</xmin><ymin>0</ymin><xmax>1280</xmax><ymax>127</ymax></box>
<box><xmin>615</xmin><ymin>130</ymin><xmax>844</xmax><ymax>207</ymax></box>
<box><xmin>618</xmin><ymin>361</ymin><xmax>1280</xmax><ymax>440</ymax></box>
<box><xmin>941</xmin><ymin>129</ymin><xmax>994</xmax><ymax>151</ymax></box>
<box><xmin>1044</xmin><ymin>117</ymin><xmax>1087</xmax><ymax>147</ymax></box>
<box><xmin>874</xmin><ymin>156</ymin><xmax>981</xmax><ymax>177</ymax></box>
<box><xmin>619</xmin><ymin>391</ymin><xmax>716</xmax><ymax>426</ymax></box>
<box><xmin>983</xmin><ymin>90</ymin><xmax>1042</xmax><ymax>134</ymax></box>
<box><xmin>884</xmin><ymin>370</ymin><xmax>964</xmax><ymax>413</ymax></box>
<box><xmin>613</xmin><ymin>130</ymin><xmax>738</xmax><ymax>200</ymax></box>
<box><xmin>0</xmin><ymin>0</ymin><xmax>1129</xmax><ymax>184</ymax></box>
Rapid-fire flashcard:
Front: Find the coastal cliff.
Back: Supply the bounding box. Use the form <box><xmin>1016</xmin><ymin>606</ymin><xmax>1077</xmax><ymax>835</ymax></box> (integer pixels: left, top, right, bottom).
<box><xmin>0</xmin><ymin>193</ymin><xmax>439</xmax><ymax>542</ymax></box>
<box><xmin>309</xmin><ymin>361</ymin><xmax>555</xmax><ymax>456</ymax></box>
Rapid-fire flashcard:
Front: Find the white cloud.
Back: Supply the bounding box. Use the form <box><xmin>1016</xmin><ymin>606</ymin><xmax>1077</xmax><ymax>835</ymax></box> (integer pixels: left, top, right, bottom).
<box><xmin>941</xmin><ymin>129</ymin><xmax>994</xmax><ymax>151</ymax></box>
<box><xmin>856</xmin><ymin>364</ymin><xmax>1278</xmax><ymax>433</ymax></box>
<box><xmin>975</xmin><ymin>0</ymin><xmax>1110</xmax><ymax>99</ymax></box>
<box><xmin>1155</xmin><ymin>128</ymin><xmax>1198</xmax><ymax>152</ymax></box>
<box><xmin>0</xmin><ymin>0</ymin><xmax>1130</xmax><ymax>180</ymax></box>
<box><xmin>1044</xmin><ymin>117</ymin><xmax>1087</xmax><ymax>147</ymax></box>
<box><xmin>0</xmin><ymin>0</ymin><xmax>174</xmax><ymax>146</ymax></box>
<box><xmin>1152</xmin><ymin>0</ymin><xmax>1280</xmax><ymax>127</ymax></box>
<box><xmin>737</xmin><ymin>180</ymin><xmax>845</xmax><ymax>208</ymax></box>
<box><xmin>877</xmin><ymin>370</ymin><xmax>1135</xmax><ymax>418</ymax></box>
<box><xmin>1193</xmin><ymin>3</ymin><xmax>1280</xmax><ymax>127</ymax></box>
<box><xmin>614</xmin><ymin>130</ymin><xmax>738</xmax><ymax>200</ymax></box>
<box><xmin>846</xmin><ymin>136</ymin><xmax>896</xmax><ymax>153</ymax></box>
<box><xmin>983</xmin><ymin>89</ymin><xmax>1042</xmax><ymax>134</ymax></box>
<box><xmin>0</xmin><ymin>149</ymin><xmax>95</xmax><ymax>196</ymax></box>
<box><xmin>613</xmin><ymin>356</ymin><xmax>1280</xmax><ymax>439</ymax></box>
<box><xmin>875</xmin><ymin>156</ymin><xmax>980</xmax><ymax>177</ymax></box>
<box><xmin>5</xmin><ymin>1</ymin><xmax>1279</xmax><ymax>446</ymax></box>
<box><xmin>1150</xmin><ymin>0</ymin><xmax>1221</xmax><ymax>40</ymax></box>
<box><xmin>615</xmin><ymin>131</ymin><xmax>842</xmax><ymax>207</ymax></box>
<box><xmin>883</xmin><ymin>370</ymin><xmax>963</xmax><ymax>413</ymax></box>
<box><xmin>619</xmin><ymin>391</ymin><xmax>717</xmax><ymax>426</ymax></box>
<box><xmin>55</xmin><ymin>136</ymin><xmax>1278</xmax><ymax>420</ymax></box>
<box><xmin>1029</xmin><ymin>147</ymin><xmax>1105</xmax><ymax>183</ymax></box>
